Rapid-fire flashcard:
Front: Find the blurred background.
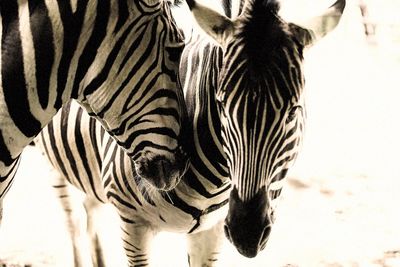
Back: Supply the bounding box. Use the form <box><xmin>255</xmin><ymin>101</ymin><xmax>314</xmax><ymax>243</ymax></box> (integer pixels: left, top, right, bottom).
<box><xmin>1</xmin><ymin>0</ymin><xmax>399</xmax><ymax>266</ymax></box>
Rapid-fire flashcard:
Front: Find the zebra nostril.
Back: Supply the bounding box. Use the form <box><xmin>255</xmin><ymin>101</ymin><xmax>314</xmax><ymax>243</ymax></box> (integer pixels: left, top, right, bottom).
<box><xmin>259</xmin><ymin>225</ymin><xmax>272</xmax><ymax>249</ymax></box>
<box><xmin>160</xmin><ymin>159</ymin><xmax>171</xmax><ymax>177</ymax></box>
<box><xmin>224</xmin><ymin>224</ymin><xmax>231</xmax><ymax>242</ymax></box>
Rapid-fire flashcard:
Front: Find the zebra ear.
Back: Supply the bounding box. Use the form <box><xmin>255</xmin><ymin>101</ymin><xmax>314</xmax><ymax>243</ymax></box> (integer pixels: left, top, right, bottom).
<box><xmin>292</xmin><ymin>0</ymin><xmax>346</xmax><ymax>47</ymax></box>
<box><xmin>288</xmin><ymin>24</ymin><xmax>315</xmax><ymax>47</ymax></box>
<box><xmin>186</xmin><ymin>0</ymin><xmax>234</xmax><ymax>46</ymax></box>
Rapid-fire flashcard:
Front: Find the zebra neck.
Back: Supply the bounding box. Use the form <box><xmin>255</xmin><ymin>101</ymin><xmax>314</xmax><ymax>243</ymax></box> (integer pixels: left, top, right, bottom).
<box><xmin>182</xmin><ymin>37</ymin><xmax>229</xmax><ymax>191</ymax></box>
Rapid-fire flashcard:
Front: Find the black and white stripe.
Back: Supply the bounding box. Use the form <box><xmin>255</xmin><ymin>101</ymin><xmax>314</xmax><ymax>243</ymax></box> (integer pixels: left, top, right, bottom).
<box><xmin>0</xmin><ymin>0</ymin><xmax>187</xmax><ymax>223</ymax></box>
<box><xmin>183</xmin><ymin>0</ymin><xmax>345</xmax><ymax>258</ymax></box>
<box><xmin>36</xmin><ymin>0</ymin><xmax>345</xmax><ymax>265</ymax></box>
<box><xmin>37</xmin><ymin>100</ymin><xmax>228</xmax><ymax>266</ymax></box>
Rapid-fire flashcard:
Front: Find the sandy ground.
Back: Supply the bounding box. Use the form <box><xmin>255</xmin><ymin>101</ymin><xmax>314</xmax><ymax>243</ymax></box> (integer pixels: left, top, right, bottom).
<box><xmin>1</xmin><ymin>1</ymin><xmax>400</xmax><ymax>266</ymax></box>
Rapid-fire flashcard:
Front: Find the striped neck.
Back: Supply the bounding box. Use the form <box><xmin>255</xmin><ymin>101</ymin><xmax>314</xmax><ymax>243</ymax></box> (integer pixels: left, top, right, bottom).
<box><xmin>181</xmin><ymin>36</ymin><xmax>229</xmax><ymax>191</ymax></box>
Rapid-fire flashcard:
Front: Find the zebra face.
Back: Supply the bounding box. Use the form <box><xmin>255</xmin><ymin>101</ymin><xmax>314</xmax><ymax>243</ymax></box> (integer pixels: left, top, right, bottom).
<box><xmin>130</xmin><ymin>4</ymin><xmax>190</xmax><ymax>191</ymax></box>
<box><xmin>79</xmin><ymin>1</ymin><xmax>189</xmax><ymax>190</ymax></box>
<box><xmin>186</xmin><ymin>0</ymin><xmax>345</xmax><ymax>258</ymax></box>
<box><xmin>218</xmin><ymin>54</ymin><xmax>306</xmax><ymax>257</ymax></box>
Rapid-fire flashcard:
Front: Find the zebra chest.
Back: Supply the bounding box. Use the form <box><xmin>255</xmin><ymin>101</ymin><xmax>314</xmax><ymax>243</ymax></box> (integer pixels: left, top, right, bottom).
<box><xmin>105</xmin><ymin>180</ymin><xmax>229</xmax><ymax>234</ymax></box>
<box><xmin>137</xmin><ymin>194</ymin><xmax>229</xmax><ymax>234</ymax></box>
<box><xmin>101</xmin><ymin>157</ymin><xmax>230</xmax><ymax>233</ymax></box>
<box><xmin>139</xmin><ymin>173</ymin><xmax>231</xmax><ymax>233</ymax></box>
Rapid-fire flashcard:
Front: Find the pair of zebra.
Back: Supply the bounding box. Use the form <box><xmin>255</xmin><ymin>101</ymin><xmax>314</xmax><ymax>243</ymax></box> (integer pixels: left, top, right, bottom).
<box><xmin>0</xmin><ymin>0</ymin><xmax>346</xmax><ymax>266</ymax></box>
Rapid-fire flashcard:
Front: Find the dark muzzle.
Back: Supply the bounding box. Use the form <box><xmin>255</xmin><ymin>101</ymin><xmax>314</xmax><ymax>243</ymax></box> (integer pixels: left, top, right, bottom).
<box><xmin>135</xmin><ymin>146</ymin><xmax>188</xmax><ymax>191</ymax></box>
<box><xmin>224</xmin><ymin>186</ymin><xmax>272</xmax><ymax>258</ymax></box>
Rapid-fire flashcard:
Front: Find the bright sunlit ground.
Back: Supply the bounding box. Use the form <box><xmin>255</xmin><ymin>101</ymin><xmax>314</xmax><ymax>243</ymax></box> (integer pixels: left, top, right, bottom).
<box><xmin>1</xmin><ymin>0</ymin><xmax>400</xmax><ymax>266</ymax></box>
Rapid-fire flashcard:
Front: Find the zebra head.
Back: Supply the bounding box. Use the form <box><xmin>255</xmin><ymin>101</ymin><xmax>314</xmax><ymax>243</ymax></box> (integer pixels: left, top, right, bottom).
<box><xmin>78</xmin><ymin>0</ymin><xmax>189</xmax><ymax>191</ymax></box>
<box><xmin>186</xmin><ymin>0</ymin><xmax>345</xmax><ymax>257</ymax></box>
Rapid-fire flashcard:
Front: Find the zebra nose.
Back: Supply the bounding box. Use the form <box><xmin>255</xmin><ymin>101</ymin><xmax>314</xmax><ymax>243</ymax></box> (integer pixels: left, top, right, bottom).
<box><xmin>135</xmin><ymin>157</ymin><xmax>179</xmax><ymax>190</ymax></box>
<box><xmin>259</xmin><ymin>225</ymin><xmax>272</xmax><ymax>250</ymax></box>
<box><xmin>224</xmin><ymin>187</ymin><xmax>272</xmax><ymax>258</ymax></box>
<box><xmin>224</xmin><ymin>222</ymin><xmax>271</xmax><ymax>258</ymax></box>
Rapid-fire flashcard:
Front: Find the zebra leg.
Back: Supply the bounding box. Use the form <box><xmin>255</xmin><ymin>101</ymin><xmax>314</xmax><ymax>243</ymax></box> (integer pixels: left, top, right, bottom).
<box><xmin>53</xmin><ymin>176</ymin><xmax>93</xmax><ymax>267</ymax></box>
<box><xmin>119</xmin><ymin>219</ymin><xmax>155</xmax><ymax>267</ymax></box>
<box><xmin>0</xmin><ymin>201</ymin><xmax>3</xmax><ymax>225</ymax></box>
<box><xmin>83</xmin><ymin>197</ymin><xmax>107</xmax><ymax>267</ymax></box>
<box><xmin>186</xmin><ymin>220</ymin><xmax>225</xmax><ymax>267</ymax></box>
<box><xmin>0</xmin><ymin>157</ymin><xmax>21</xmax><ymax>227</ymax></box>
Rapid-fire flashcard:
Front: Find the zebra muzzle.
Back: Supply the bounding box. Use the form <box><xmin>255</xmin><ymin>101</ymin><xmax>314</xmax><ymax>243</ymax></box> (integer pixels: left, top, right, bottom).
<box><xmin>224</xmin><ymin>186</ymin><xmax>273</xmax><ymax>258</ymax></box>
<box><xmin>134</xmin><ymin>148</ymin><xmax>188</xmax><ymax>191</ymax></box>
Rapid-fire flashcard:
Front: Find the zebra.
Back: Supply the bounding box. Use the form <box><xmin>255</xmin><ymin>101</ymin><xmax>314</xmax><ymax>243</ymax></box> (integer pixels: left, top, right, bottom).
<box><xmin>181</xmin><ymin>0</ymin><xmax>345</xmax><ymax>258</ymax></box>
<box><xmin>37</xmin><ymin>100</ymin><xmax>204</xmax><ymax>267</ymax></box>
<box><xmin>36</xmin><ymin>0</ymin><xmax>345</xmax><ymax>266</ymax></box>
<box><xmin>0</xmin><ymin>0</ymin><xmax>189</xmax><ymax>225</ymax></box>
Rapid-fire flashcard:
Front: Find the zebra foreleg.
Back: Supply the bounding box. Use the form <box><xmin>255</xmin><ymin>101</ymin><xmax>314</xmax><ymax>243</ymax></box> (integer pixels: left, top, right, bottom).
<box><xmin>83</xmin><ymin>197</ymin><xmax>108</xmax><ymax>267</ymax></box>
<box><xmin>0</xmin><ymin>201</ymin><xmax>3</xmax><ymax>226</ymax></box>
<box><xmin>186</xmin><ymin>220</ymin><xmax>225</xmax><ymax>267</ymax></box>
<box><xmin>53</xmin><ymin>177</ymin><xmax>93</xmax><ymax>267</ymax></box>
<box><xmin>119</xmin><ymin>219</ymin><xmax>155</xmax><ymax>267</ymax></box>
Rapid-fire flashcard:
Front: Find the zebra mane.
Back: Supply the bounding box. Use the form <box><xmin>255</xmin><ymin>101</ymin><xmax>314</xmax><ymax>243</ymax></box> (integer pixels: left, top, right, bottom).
<box><xmin>167</xmin><ymin>0</ymin><xmax>185</xmax><ymax>7</ymax></box>
<box><xmin>222</xmin><ymin>0</ymin><xmax>232</xmax><ymax>18</ymax></box>
<box><xmin>241</xmin><ymin>0</ymin><xmax>293</xmax><ymax>76</ymax></box>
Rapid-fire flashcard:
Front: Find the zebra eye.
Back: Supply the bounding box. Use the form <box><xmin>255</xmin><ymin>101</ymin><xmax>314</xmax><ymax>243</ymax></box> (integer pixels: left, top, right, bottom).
<box><xmin>286</xmin><ymin>105</ymin><xmax>301</xmax><ymax>123</ymax></box>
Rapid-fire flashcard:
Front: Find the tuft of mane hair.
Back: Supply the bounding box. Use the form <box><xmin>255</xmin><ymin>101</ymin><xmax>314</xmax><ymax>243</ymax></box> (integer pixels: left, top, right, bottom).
<box><xmin>169</xmin><ymin>0</ymin><xmax>184</xmax><ymax>7</ymax></box>
<box><xmin>222</xmin><ymin>0</ymin><xmax>232</xmax><ymax>18</ymax></box>
<box><xmin>241</xmin><ymin>0</ymin><xmax>294</xmax><ymax>75</ymax></box>
<box><xmin>262</xmin><ymin>0</ymin><xmax>280</xmax><ymax>12</ymax></box>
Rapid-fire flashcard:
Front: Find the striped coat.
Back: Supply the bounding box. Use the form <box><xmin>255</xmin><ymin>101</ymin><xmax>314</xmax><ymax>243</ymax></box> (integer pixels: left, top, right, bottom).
<box><xmin>37</xmin><ymin>0</ymin><xmax>345</xmax><ymax>265</ymax></box>
<box><xmin>0</xmin><ymin>0</ymin><xmax>187</xmax><ymax>224</ymax></box>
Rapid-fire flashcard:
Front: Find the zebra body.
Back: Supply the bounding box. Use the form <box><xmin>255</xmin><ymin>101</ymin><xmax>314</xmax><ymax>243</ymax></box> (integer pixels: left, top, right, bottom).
<box><xmin>37</xmin><ymin>0</ymin><xmax>345</xmax><ymax>265</ymax></box>
<box><xmin>0</xmin><ymin>0</ymin><xmax>188</xmax><ymax>224</ymax></box>
<box><xmin>37</xmin><ymin>100</ymin><xmax>229</xmax><ymax>267</ymax></box>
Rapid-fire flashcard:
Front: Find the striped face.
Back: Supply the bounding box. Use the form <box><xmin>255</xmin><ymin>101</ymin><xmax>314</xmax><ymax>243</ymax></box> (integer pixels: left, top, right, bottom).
<box><xmin>219</xmin><ymin>30</ymin><xmax>306</xmax><ymax>257</ymax></box>
<box><xmin>217</xmin><ymin>37</ymin><xmax>305</xmax><ymax>203</ymax></box>
<box><xmin>0</xmin><ymin>0</ymin><xmax>188</xmax><ymax>190</ymax></box>
<box><xmin>79</xmin><ymin>1</ymin><xmax>189</xmax><ymax>190</ymax></box>
<box><xmin>186</xmin><ymin>0</ymin><xmax>344</xmax><ymax>258</ymax></box>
